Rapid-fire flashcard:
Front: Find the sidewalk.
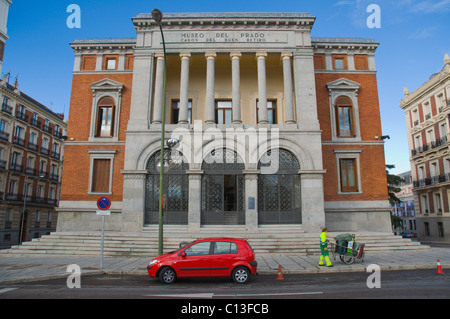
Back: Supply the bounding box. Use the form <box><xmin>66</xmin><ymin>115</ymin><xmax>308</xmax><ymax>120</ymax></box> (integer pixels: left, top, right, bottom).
<box><xmin>0</xmin><ymin>247</ymin><xmax>449</xmax><ymax>285</ymax></box>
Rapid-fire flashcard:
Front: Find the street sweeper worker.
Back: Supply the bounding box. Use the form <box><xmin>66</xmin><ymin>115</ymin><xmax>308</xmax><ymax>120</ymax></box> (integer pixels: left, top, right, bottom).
<box><xmin>319</xmin><ymin>227</ymin><xmax>333</xmax><ymax>267</ymax></box>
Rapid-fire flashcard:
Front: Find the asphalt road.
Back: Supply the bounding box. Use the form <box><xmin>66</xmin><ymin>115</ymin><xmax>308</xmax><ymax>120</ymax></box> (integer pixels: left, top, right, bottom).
<box><xmin>0</xmin><ymin>269</ymin><xmax>448</xmax><ymax>301</ymax></box>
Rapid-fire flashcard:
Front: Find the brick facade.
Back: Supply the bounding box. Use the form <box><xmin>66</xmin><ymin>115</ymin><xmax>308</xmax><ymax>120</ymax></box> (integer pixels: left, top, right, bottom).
<box><xmin>58</xmin><ymin>13</ymin><xmax>391</xmax><ymax>235</ymax></box>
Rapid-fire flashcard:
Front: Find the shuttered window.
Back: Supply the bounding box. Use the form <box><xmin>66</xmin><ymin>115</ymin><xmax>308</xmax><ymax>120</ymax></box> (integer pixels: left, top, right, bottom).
<box><xmin>92</xmin><ymin>159</ymin><xmax>111</xmax><ymax>193</ymax></box>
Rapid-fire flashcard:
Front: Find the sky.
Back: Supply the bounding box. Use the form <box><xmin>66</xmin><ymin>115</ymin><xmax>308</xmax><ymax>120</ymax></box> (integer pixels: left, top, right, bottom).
<box><xmin>2</xmin><ymin>0</ymin><xmax>450</xmax><ymax>175</ymax></box>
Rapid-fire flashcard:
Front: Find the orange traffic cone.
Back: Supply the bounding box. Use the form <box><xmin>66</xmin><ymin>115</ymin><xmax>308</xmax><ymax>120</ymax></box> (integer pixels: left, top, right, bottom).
<box><xmin>277</xmin><ymin>264</ymin><xmax>284</xmax><ymax>280</ymax></box>
<box><xmin>437</xmin><ymin>259</ymin><xmax>444</xmax><ymax>274</ymax></box>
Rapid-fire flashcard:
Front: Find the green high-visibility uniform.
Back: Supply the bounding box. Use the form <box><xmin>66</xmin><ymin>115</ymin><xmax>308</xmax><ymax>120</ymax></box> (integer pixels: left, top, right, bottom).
<box><xmin>319</xmin><ymin>231</ymin><xmax>333</xmax><ymax>267</ymax></box>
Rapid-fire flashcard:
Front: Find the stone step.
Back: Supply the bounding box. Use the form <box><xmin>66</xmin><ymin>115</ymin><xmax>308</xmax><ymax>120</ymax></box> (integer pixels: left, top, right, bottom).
<box><xmin>0</xmin><ymin>229</ymin><xmax>429</xmax><ymax>258</ymax></box>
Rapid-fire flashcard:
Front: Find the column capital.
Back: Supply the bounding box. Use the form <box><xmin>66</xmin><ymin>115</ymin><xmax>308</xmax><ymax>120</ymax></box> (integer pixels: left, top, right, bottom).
<box><xmin>281</xmin><ymin>52</ymin><xmax>293</xmax><ymax>60</ymax></box>
<box><xmin>205</xmin><ymin>52</ymin><xmax>217</xmax><ymax>59</ymax></box>
<box><xmin>255</xmin><ymin>52</ymin><xmax>268</xmax><ymax>60</ymax></box>
<box><xmin>230</xmin><ymin>52</ymin><xmax>242</xmax><ymax>60</ymax></box>
<box><xmin>179</xmin><ymin>52</ymin><xmax>192</xmax><ymax>59</ymax></box>
<box><xmin>155</xmin><ymin>52</ymin><xmax>165</xmax><ymax>60</ymax></box>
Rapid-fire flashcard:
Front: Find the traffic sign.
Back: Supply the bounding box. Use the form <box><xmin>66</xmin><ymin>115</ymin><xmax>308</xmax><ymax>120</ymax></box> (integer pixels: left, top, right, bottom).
<box><xmin>96</xmin><ymin>210</ymin><xmax>111</xmax><ymax>216</ymax></box>
<box><xmin>97</xmin><ymin>196</ymin><xmax>112</xmax><ymax>211</ymax></box>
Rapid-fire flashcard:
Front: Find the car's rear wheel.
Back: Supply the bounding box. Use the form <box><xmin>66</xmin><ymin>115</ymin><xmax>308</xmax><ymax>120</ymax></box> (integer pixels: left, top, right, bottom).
<box><xmin>159</xmin><ymin>267</ymin><xmax>177</xmax><ymax>284</ymax></box>
<box><xmin>232</xmin><ymin>266</ymin><xmax>250</xmax><ymax>284</ymax></box>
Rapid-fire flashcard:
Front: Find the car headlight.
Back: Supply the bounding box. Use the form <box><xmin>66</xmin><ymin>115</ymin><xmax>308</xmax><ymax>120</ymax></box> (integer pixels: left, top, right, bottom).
<box><xmin>149</xmin><ymin>259</ymin><xmax>158</xmax><ymax>266</ymax></box>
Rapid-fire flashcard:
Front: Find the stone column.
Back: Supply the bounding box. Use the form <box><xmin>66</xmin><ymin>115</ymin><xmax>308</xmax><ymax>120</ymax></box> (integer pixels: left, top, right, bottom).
<box><xmin>127</xmin><ymin>52</ymin><xmax>154</xmax><ymax>130</ymax></box>
<box><xmin>205</xmin><ymin>52</ymin><xmax>217</xmax><ymax>124</ymax></box>
<box><xmin>230</xmin><ymin>52</ymin><xmax>242</xmax><ymax>124</ymax></box>
<box><xmin>293</xmin><ymin>51</ymin><xmax>320</xmax><ymax>131</ymax></box>
<box><xmin>256</xmin><ymin>52</ymin><xmax>268</xmax><ymax>124</ymax></box>
<box><xmin>152</xmin><ymin>53</ymin><xmax>165</xmax><ymax>124</ymax></box>
<box><xmin>299</xmin><ymin>170</ymin><xmax>326</xmax><ymax>233</ymax></box>
<box><xmin>178</xmin><ymin>52</ymin><xmax>191</xmax><ymax>124</ymax></box>
<box><xmin>121</xmin><ymin>170</ymin><xmax>148</xmax><ymax>232</ymax></box>
<box><xmin>244</xmin><ymin>170</ymin><xmax>259</xmax><ymax>232</ymax></box>
<box><xmin>187</xmin><ymin>170</ymin><xmax>203</xmax><ymax>233</ymax></box>
<box><xmin>281</xmin><ymin>52</ymin><xmax>295</xmax><ymax>124</ymax></box>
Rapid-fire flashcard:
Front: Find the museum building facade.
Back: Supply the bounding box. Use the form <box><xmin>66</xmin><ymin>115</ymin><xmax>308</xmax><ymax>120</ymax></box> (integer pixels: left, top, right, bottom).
<box><xmin>58</xmin><ymin>12</ymin><xmax>391</xmax><ymax>236</ymax></box>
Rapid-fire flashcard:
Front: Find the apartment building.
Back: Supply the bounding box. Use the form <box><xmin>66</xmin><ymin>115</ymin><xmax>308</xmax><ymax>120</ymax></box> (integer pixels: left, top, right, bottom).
<box><xmin>401</xmin><ymin>53</ymin><xmax>450</xmax><ymax>242</ymax></box>
<box><xmin>0</xmin><ymin>77</ymin><xmax>67</xmax><ymax>248</ymax></box>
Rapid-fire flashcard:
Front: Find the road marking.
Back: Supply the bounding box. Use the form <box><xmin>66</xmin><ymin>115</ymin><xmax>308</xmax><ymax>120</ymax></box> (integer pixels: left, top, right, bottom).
<box><xmin>218</xmin><ymin>292</ymin><xmax>323</xmax><ymax>297</ymax></box>
<box><xmin>146</xmin><ymin>292</ymin><xmax>322</xmax><ymax>298</ymax></box>
<box><xmin>147</xmin><ymin>293</ymin><xmax>215</xmax><ymax>299</ymax></box>
<box><xmin>0</xmin><ymin>288</ymin><xmax>17</xmax><ymax>295</ymax></box>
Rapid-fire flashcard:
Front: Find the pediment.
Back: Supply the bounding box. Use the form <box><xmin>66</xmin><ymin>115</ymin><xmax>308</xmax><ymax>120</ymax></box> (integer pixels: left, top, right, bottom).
<box><xmin>327</xmin><ymin>78</ymin><xmax>360</xmax><ymax>91</ymax></box>
<box><xmin>90</xmin><ymin>78</ymin><xmax>124</xmax><ymax>92</ymax></box>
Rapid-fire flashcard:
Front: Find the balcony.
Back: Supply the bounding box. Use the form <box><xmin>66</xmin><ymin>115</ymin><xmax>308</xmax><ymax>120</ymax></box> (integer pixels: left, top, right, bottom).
<box><xmin>414</xmin><ymin>174</ymin><xmax>450</xmax><ymax>189</ymax></box>
<box><xmin>16</xmin><ymin>111</ymin><xmax>28</xmax><ymax>122</ymax></box>
<box><xmin>1</xmin><ymin>103</ymin><xmax>12</xmax><ymax>115</ymax></box>
<box><xmin>43</xmin><ymin>125</ymin><xmax>52</xmax><ymax>134</ymax></box>
<box><xmin>0</xmin><ymin>130</ymin><xmax>9</xmax><ymax>142</ymax></box>
<box><xmin>9</xmin><ymin>163</ymin><xmax>23</xmax><ymax>173</ymax></box>
<box><xmin>51</xmin><ymin>152</ymin><xmax>60</xmax><ymax>160</ymax></box>
<box><xmin>41</xmin><ymin>147</ymin><xmax>49</xmax><ymax>156</ymax></box>
<box><xmin>411</xmin><ymin>136</ymin><xmax>448</xmax><ymax>157</ymax></box>
<box><xmin>28</xmin><ymin>142</ymin><xmax>39</xmax><ymax>152</ymax></box>
<box><xmin>2</xmin><ymin>193</ymin><xmax>59</xmax><ymax>206</ymax></box>
<box><xmin>13</xmin><ymin>136</ymin><xmax>25</xmax><ymax>147</ymax></box>
<box><xmin>31</xmin><ymin>118</ymin><xmax>41</xmax><ymax>129</ymax></box>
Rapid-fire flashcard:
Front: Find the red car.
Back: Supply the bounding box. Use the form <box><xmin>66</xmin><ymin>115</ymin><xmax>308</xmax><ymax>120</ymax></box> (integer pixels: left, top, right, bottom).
<box><xmin>147</xmin><ymin>238</ymin><xmax>258</xmax><ymax>284</ymax></box>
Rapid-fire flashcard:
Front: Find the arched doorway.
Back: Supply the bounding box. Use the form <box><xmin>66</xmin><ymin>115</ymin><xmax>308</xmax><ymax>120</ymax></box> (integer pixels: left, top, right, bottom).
<box><xmin>257</xmin><ymin>148</ymin><xmax>302</xmax><ymax>225</ymax></box>
<box><xmin>201</xmin><ymin>148</ymin><xmax>245</xmax><ymax>225</ymax></box>
<box><xmin>145</xmin><ymin>149</ymin><xmax>189</xmax><ymax>225</ymax></box>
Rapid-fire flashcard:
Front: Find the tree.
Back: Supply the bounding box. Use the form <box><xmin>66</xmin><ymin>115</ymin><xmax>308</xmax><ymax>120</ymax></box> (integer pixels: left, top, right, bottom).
<box><xmin>386</xmin><ymin>164</ymin><xmax>405</xmax><ymax>230</ymax></box>
<box><xmin>386</xmin><ymin>164</ymin><xmax>404</xmax><ymax>205</ymax></box>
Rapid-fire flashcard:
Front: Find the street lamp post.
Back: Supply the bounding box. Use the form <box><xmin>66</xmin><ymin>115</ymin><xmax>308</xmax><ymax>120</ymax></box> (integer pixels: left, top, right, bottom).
<box><xmin>152</xmin><ymin>8</ymin><xmax>167</xmax><ymax>256</ymax></box>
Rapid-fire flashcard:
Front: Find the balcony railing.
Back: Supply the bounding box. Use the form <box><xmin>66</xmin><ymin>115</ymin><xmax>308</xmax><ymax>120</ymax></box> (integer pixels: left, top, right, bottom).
<box><xmin>16</xmin><ymin>111</ymin><xmax>28</xmax><ymax>122</ymax></box>
<box><xmin>9</xmin><ymin>163</ymin><xmax>23</xmax><ymax>173</ymax></box>
<box><xmin>0</xmin><ymin>130</ymin><xmax>9</xmax><ymax>142</ymax></box>
<box><xmin>411</xmin><ymin>136</ymin><xmax>448</xmax><ymax>156</ymax></box>
<box><xmin>1</xmin><ymin>103</ymin><xmax>12</xmax><ymax>115</ymax></box>
<box><xmin>414</xmin><ymin>174</ymin><xmax>450</xmax><ymax>188</ymax></box>
<box><xmin>28</xmin><ymin>142</ymin><xmax>39</xmax><ymax>152</ymax></box>
<box><xmin>31</xmin><ymin>118</ymin><xmax>41</xmax><ymax>129</ymax></box>
<box><xmin>43</xmin><ymin>125</ymin><xmax>52</xmax><ymax>134</ymax></box>
<box><xmin>3</xmin><ymin>193</ymin><xmax>58</xmax><ymax>206</ymax></box>
<box><xmin>13</xmin><ymin>136</ymin><xmax>25</xmax><ymax>147</ymax></box>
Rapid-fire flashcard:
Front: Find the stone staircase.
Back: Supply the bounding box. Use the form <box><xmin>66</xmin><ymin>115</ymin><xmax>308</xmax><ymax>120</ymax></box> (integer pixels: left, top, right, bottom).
<box><xmin>0</xmin><ymin>225</ymin><xmax>429</xmax><ymax>258</ymax></box>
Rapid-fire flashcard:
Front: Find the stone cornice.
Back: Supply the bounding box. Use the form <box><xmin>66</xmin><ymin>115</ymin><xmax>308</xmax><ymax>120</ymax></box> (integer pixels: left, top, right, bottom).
<box><xmin>312</xmin><ymin>38</ymin><xmax>379</xmax><ymax>54</ymax></box>
<box><xmin>400</xmin><ymin>66</ymin><xmax>450</xmax><ymax>109</ymax></box>
<box><xmin>70</xmin><ymin>39</ymin><xmax>136</xmax><ymax>54</ymax></box>
<box><xmin>132</xmin><ymin>12</ymin><xmax>316</xmax><ymax>32</ymax></box>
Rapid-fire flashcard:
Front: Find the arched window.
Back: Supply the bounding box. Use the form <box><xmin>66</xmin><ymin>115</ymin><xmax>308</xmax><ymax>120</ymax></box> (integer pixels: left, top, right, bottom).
<box><xmin>96</xmin><ymin>97</ymin><xmax>115</xmax><ymax>137</ymax></box>
<box><xmin>257</xmin><ymin>149</ymin><xmax>302</xmax><ymax>225</ymax></box>
<box><xmin>145</xmin><ymin>149</ymin><xmax>189</xmax><ymax>225</ymax></box>
<box><xmin>335</xmin><ymin>96</ymin><xmax>355</xmax><ymax>137</ymax></box>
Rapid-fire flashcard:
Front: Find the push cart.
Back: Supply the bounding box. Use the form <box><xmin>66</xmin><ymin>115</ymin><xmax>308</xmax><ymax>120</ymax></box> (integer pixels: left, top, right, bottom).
<box><xmin>329</xmin><ymin>233</ymin><xmax>365</xmax><ymax>265</ymax></box>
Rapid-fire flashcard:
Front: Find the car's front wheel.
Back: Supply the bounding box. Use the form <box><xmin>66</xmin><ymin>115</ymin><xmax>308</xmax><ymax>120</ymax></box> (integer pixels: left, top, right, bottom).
<box><xmin>159</xmin><ymin>267</ymin><xmax>177</xmax><ymax>284</ymax></box>
<box><xmin>232</xmin><ymin>266</ymin><xmax>250</xmax><ymax>284</ymax></box>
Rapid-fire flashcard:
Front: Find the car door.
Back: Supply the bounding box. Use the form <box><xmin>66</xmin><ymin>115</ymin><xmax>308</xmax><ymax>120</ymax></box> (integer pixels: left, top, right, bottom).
<box><xmin>177</xmin><ymin>241</ymin><xmax>212</xmax><ymax>277</ymax></box>
<box><xmin>210</xmin><ymin>241</ymin><xmax>239</xmax><ymax>277</ymax></box>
